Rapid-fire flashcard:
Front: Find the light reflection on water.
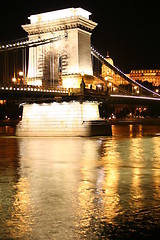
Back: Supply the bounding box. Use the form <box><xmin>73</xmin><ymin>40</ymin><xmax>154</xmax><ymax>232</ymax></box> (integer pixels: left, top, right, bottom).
<box><xmin>0</xmin><ymin>125</ymin><xmax>160</xmax><ymax>239</ymax></box>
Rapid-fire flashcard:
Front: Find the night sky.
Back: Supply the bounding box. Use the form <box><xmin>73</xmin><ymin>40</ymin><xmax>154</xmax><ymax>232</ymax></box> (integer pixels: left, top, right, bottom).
<box><xmin>0</xmin><ymin>0</ymin><xmax>159</xmax><ymax>73</ymax></box>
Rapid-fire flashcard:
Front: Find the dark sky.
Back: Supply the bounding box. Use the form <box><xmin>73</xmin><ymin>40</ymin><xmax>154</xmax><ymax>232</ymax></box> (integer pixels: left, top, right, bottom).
<box><xmin>0</xmin><ymin>0</ymin><xmax>159</xmax><ymax>73</ymax></box>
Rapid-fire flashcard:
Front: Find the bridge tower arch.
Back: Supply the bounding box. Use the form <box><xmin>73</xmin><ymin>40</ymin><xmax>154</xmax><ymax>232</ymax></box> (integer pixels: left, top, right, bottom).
<box><xmin>22</xmin><ymin>8</ymin><xmax>97</xmax><ymax>87</ymax></box>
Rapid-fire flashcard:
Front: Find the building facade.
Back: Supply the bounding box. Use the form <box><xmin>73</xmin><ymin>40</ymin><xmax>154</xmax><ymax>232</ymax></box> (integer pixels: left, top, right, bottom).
<box><xmin>102</xmin><ymin>53</ymin><xmax>160</xmax><ymax>88</ymax></box>
<box><xmin>129</xmin><ymin>69</ymin><xmax>160</xmax><ymax>86</ymax></box>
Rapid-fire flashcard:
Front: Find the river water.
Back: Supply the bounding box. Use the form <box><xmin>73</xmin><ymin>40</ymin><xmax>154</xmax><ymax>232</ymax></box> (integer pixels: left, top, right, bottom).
<box><xmin>0</xmin><ymin>125</ymin><xmax>160</xmax><ymax>239</ymax></box>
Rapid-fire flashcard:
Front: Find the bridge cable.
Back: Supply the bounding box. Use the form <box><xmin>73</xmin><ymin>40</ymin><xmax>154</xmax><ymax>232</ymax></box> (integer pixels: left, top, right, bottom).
<box><xmin>91</xmin><ymin>46</ymin><xmax>160</xmax><ymax>98</ymax></box>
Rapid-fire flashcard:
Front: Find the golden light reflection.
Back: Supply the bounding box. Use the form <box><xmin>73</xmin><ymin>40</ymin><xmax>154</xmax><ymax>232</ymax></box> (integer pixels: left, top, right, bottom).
<box><xmin>129</xmin><ymin>137</ymin><xmax>160</xmax><ymax>212</ymax></box>
<box><xmin>131</xmin><ymin>167</ymin><xmax>144</xmax><ymax>210</ymax></box>
<box><xmin>101</xmin><ymin>167</ymin><xmax>120</xmax><ymax>223</ymax></box>
<box><xmin>17</xmin><ymin>137</ymin><xmax>86</xmax><ymax>239</ymax></box>
<box><xmin>138</xmin><ymin>125</ymin><xmax>143</xmax><ymax>137</ymax></box>
<box><xmin>112</xmin><ymin>125</ymin><xmax>148</xmax><ymax>138</ymax></box>
<box><xmin>96</xmin><ymin>140</ymin><xmax>120</xmax><ymax>224</ymax></box>
<box><xmin>1</xmin><ymin>127</ymin><xmax>160</xmax><ymax>239</ymax></box>
<box><xmin>152</xmin><ymin>137</ymin><xmax>160</xmax><ymax>197</ymax></box>
<box><xmin>6</xmin><ymin>176</ymin><xmax>32</xmax><ymax>239</ymax></box>
<box><xmin>130</xmin><ymin>138</ymin><xmax>143</xmax><ymax>165</ymax></box>
<box><xmin>76</xmin><ymin>139</ymin><xmax>101</xmax><ymax>229</ymax></box>
<box><xmin>129</xmin><ymin>124</ymin><xmax>133</xmax><ymax>137</ymax></box>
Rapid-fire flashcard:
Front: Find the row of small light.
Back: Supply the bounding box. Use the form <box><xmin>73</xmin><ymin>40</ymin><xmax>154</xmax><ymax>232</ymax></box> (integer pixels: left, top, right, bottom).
<box><xmin>0</xmin><ymin>34</ymin><xmax>66</xmax><ymax>51</ymax></box>
<box><xmin>0</xmin><ymin>40</ymin><xmax>28</xmax><ymax>50</ymax></box>
<box><xmin>0</xmin><ymin>38</ymin><xmax>50</xmax><ymax>49</ymax></box>
<box><xmin>91</xmin><ymin>46</ymin><xmax>105</xmax><ymax>60</ymax></box>
<box><xmin>0</xmin><ymin>86</ymin><xmax>68</xmax><ymax>94</ymax></box>
<box><xmin>110</xmin><ymin>94</ymin><xmax>160</xmax><ymax>101</ymax></box>
<box><xmin>91</xmin><ymin>46</ymin><xmax>160</xmax><ymax>98</ymax></box>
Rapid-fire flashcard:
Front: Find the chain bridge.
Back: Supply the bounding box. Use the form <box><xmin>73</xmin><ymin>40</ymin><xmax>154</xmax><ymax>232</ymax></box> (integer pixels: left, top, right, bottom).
<box><xmin>0</xmin><ymin>7</ymin><xmax>160</xmax><ymax>136</ymax></box>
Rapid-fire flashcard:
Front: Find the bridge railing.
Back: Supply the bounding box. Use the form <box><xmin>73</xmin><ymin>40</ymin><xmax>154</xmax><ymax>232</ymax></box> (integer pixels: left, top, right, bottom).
<box><xmin>0</xmin><ymin>84</ymin><xmax>69</xmax><ymax>94</ymax></box>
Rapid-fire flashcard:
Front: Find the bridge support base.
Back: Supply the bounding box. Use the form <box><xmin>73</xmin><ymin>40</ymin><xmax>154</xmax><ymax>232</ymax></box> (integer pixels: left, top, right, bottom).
<box><xmin>16</xmin><ymin>101</ymin><xmax>112</xmax><ymax>137</ymax></box>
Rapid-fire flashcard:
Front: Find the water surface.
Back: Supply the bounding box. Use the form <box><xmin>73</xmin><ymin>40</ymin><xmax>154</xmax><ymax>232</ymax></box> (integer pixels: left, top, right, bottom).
<box><xmin>0</xmin><ymin>125</ymin><xmax>160</xmax><ymax>239</ymax></box>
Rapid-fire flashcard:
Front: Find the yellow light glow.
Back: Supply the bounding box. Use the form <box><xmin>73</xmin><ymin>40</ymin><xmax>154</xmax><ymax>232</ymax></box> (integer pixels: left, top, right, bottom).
<box><xmin>19</xmin><ymin>71</ymin><xmax>24</xmax><ymax>77</ymax></box>
<box><xmin>12</xmin><ymin>77</ymin><xmax>16</xmax><ymax>83</ymax></box>
<box><xmin>0</xmin><ymin>100</ymin><xmax>6</xmax><ymax>104</ymax></box>
<box><xmin>98</xmin><ymin>142</ymin><xmax>120</xmax><ymax>223</ymax></box>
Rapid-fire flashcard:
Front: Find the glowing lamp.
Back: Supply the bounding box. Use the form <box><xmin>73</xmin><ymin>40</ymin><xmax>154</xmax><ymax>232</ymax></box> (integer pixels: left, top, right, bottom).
<box><xmin>19</xmin><ymin>71</ymin><xmax>24</xmax><ymax>77</ymax></box>
<box><xmin>12</xmin><ymin>77</ymin><xmax>16</xmax><ymax>83</ymax></box>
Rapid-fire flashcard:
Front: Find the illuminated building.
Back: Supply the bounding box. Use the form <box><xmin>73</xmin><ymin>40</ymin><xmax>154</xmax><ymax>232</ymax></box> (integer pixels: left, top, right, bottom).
<box><xmin>101</xmin><ymin>53</ymin><xmax>122</xmax><ymax>87</ymax></box>
<box><xmin>101</xmin><ymin>52</ymin><xmax>114</xmax><ymax>78</ymax></box>
<box><xmin>22</xmin><ymin>8</ymin><xmax>97</xmax><ymax>87</ymax></box>
<box><xmin>101</xmin><ymin>52</ymin><xmax>115</xmax><ymax>81</ymax></box>
<box><xmin>102</xmin><ymin>53</ymin><xmax>160</xmax><ymax>88</ymax></box>
<box><xmin>129</xmin><ymin>69</ymin><xmax>160</xmax><ymax>86</ymax></box>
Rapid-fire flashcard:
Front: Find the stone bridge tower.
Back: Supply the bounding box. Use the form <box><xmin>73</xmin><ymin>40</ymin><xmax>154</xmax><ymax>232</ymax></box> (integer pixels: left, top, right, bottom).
<box><xmin>22</xmin><ymin>8</ymin><xmax>97</xmax><ymax>88</ymax></box>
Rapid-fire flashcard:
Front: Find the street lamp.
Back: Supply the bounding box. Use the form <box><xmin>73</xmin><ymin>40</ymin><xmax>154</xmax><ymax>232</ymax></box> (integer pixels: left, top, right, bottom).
<box><xmin>18</xmin><ymin>71</ymin><xmax>24</xmax><ymax>85</ymax></box>
<box><xmin>12</xmin><ymin>77</ymin><xmax>17</xmax><ymax>84</ymax></box>
<box><xmin>19</xmin><ymin>71</ymin><xmax>23</xmax><ymax>77</ymax></box>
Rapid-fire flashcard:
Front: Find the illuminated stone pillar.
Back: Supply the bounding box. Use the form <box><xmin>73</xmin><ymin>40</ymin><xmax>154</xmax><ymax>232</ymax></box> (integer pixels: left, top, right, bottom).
<box><xmin>16</xmin><ymin>102</ymin><xmax>112</xmax><ymax>137</ymax></box>
<box><xmin>22</xmin><ymin>8</ymin><xmax>97</xmax><ymax>87</ymax></box>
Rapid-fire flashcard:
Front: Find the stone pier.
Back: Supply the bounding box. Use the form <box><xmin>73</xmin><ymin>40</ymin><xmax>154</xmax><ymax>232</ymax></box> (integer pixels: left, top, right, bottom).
<box><xmin>16</xmin><ymin>102</ymin><xmax>112</xmax><ymax>137</ymax></box>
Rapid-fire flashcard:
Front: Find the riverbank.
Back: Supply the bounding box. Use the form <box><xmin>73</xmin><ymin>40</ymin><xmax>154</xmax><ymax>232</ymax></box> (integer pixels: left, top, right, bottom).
<box><xmin>110</xmin><ymin>118</ymin><xmax>160</xmax><ymax>125</ymax></box>
<box><xmin>1</xmin><ymin>118</ymin><xmax>160</xmax><ymax>127</ymax></box>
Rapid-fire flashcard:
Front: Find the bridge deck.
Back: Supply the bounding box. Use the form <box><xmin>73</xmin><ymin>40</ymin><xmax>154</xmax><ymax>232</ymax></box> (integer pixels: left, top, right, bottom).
<box><xmin>0</xmin><ymin>85</ymin><xmax>160</xmax><ymax>105</ymax></box>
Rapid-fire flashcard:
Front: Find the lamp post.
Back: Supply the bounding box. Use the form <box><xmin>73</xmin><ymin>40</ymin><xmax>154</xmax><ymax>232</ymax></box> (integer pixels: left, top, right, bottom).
<box><xmin>11</xmin><ymin>71</ymin><xmax>24</xmax><ymax>85</ymax></box>
<box><xmin>19</xmin><ymin>71</ymin><xmax>24</xmax><ymax>85</ymax></box>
